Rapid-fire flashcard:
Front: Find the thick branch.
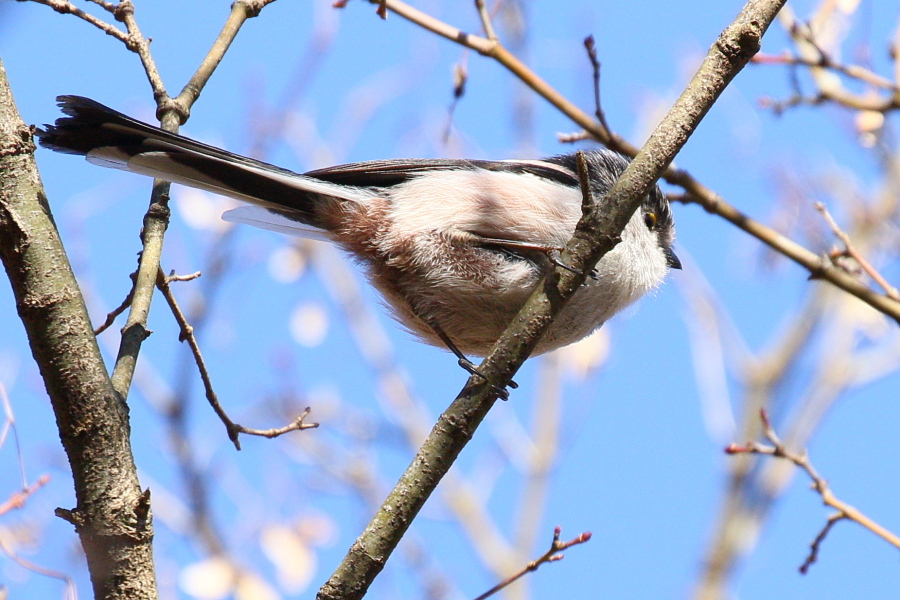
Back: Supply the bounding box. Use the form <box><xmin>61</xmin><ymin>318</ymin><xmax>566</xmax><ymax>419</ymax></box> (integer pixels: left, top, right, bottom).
<box><xmin>0</xmin><ymin>58</ymin><xmax>157</xmax><ymax>600</ymax></box>
<box><xmin>371</xmin><ymin>0</ymin><xmax>900</xmax><ymax>324</ymax></box>
<box><xmin>317</xmin><ymin>2</ymin><xmax>784</xmax><ymax>599</ymax></box>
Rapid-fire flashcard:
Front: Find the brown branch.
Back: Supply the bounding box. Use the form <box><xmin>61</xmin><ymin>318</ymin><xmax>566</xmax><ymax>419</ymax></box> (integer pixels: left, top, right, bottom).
<box><xmin>369</xmin><ymin>0</ymin><xmax>900</xmax><ymax>324</ymax></box>
<box><xmin>109</xmin><ymin>0</ymin><xmax>279</xmax><ymax>401</ymax></box>
<box><xmin>0</xmin><ymin>58</ymin><xmax>157</xmax><ymax>600</ymax></box>
<box><xmin>726</xmin><ymin>410</ymin><xmax>900</xmax><ymax>572</ymax></box>
<box><xmin>472</xmin><ymin>527</ymin><xmax>592</xmax><ymax>600</ymax></box>
<box><xmin>318</xmin><ymin>2</ymin><xmax>782</xmax><ymax>598</ymax></box>
<box><xmin>582</xmin><ymin>35</ymin><xmax>609</xmax><ymax>133</ymax></box>
<box><xmin>155</xmin><ymin>267</ymin><xmax>318</xmax><ymax>450</ymax></box>
<box><xmin>24</xmin><ymin>0</ymin><xmax>131</xmax><ymax>44</ymax></box>
<box><xmin>93</xmin><ymin>277</ymin><xmax>136</xmax><ymax>335</ymax></box>
<box><xmin>0</xmin><ymin>475</ymin><xmax>50</xmax><ymax>516</ymax></box>
<box><xmin>799</xmin><ymin>512</ymin><xmax>845</xmax><ymax>574</ymax></box>
<box><xmin>814</xmin><ymin>202</ymin><xmax>900</xmax><ymax>301</ymax></box>
<box><xmin>752</xmin><ymin>52</ymin><xmax>898</xmax><ymax>91</ymax></box>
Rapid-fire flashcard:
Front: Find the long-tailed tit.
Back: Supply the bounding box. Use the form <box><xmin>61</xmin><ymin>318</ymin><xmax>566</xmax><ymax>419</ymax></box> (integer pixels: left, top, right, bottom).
<box><xmin>37</xmin><ymin>96</ymin><xmax>680</xmax><ymax>369</ymax></box>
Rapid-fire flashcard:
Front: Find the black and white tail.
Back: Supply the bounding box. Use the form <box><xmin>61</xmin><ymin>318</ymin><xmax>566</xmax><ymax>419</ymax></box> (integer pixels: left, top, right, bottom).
<box><xmin>36</xmin><ymin>95</ymin><xmax>370</xmax><ymax>234</ymax></box>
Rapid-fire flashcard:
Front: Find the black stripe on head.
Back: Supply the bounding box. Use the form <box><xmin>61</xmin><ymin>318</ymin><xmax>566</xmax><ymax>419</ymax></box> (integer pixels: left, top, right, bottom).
<box><xmin>547</xmin><ymin>149</ymin><xmax>673</xmax><ymax>227</ymax></box>
<box><xmin>546</xmin><ymin>149</ymin><xmax>676</xmax><ymax>255</ymax></box>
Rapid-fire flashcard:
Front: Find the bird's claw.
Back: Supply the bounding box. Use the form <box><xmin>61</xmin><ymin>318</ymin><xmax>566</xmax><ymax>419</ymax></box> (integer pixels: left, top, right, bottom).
<box><xmin>458</xmin><ymin>358</ymin><xmax>516</xmax><ymax>400</ymax></box>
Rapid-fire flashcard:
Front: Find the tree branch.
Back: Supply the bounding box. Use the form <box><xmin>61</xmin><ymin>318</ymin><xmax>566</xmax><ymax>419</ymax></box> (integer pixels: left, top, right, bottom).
<box><xmin>0</xmin><ymin>57</ymin><xmax>157</xmax><ymax>600</ymax></box>
<box><xmin>727</xmin><ymin>410</ymin><xmax>900</xmax><ymax>571</ymax></box>
<box><xmin>472</xmin><ymin>526</ymin><xmax>591</xmax><ymax>600</ymax></box>
<box><xmin>317</xmin><ymin>2</ymin><xmax>783</xmax><ymax>598</ymax></box>
<box><xmin>362</xmin><ymin>0</ymin><xmax>900</xmax><ymax>324</ymax></box>
<box><xmin>155</xmin><ymin>266</ymin><xmax>318</xmax><ymax>450</ymax></box>
<box><xmin>108</xmin><ymin>0</ymin><xmax>279</xmax><ymax>400</ymax></box>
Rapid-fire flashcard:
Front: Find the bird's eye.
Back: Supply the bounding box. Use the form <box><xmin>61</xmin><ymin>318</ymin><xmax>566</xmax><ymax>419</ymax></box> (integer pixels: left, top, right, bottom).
<box><xmin>644</xmin><ymin>212</ymin><xmax>657</xmax><ymax>230</ymax></box>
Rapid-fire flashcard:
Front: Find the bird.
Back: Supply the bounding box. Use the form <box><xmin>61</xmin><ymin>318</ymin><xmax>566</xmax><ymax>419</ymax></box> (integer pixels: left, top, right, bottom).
<box><xmin>36</xmin><ymin>95</ymin><xmax>680</xmax><ymax>372</ymax></box>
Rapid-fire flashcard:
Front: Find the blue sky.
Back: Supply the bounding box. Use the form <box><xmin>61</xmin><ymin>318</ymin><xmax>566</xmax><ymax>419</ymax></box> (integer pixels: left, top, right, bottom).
<box><xmin>1</xmin><ymin>1</ymin><xmax>899</xmax><ymax>599</ymax></box>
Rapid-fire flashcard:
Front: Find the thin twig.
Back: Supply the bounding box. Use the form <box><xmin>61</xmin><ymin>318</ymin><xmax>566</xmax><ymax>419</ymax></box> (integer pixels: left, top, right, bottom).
<box><xmin>556</xmin><ymin>130</ymin><xmax>590</xmax><ymax>143</ymax></box>
<box><xmin>752</xmin><ymin>52</ymin><xmax>898</xmax><ymax>91</ymax></box>
<box><xmin>165</xmin><ymin>270</ymin><xmax>202</xmax><ymax>283</ymax></box>
<box><xmin>230</xmin><ymin>407</ymin><xmax>318</xmax><ymax>439</ymax></box>
<box><xmin>108</xmin><ymin>0</ymin><xmax>279</xmax><ymax>401</ymax></box>
<box><xmin>583</xmin><ymin>35</ymin><xmax>609</xmax><ymax>133</ymax></box>
<box><xmin>155</xmin><ymin>266</ymin><xmax>318</xmax><ymax>450</ymax></box>
<box><xmin>814</xmin><ymin>202</ymin><xmax>900</xmax><ymax>300</ymax></box>
<box><xmin>726</xmin><ymin>409</ymin><xmax>900</xmax><ymax>572</ymax></box>
<box><xmin>24</xmin><ymin>0</ymin><xmax>131</xmax><ymax>44</ymax></box>
<box><xmin>93</xmin><ymin>283</ymin><xmax>135</xmax><ymax>335</ymax></box>
<box><xmin>799</xmin><ymin>513</ymin><xmax>845</xmax><ymax>574</ymax></box>
<box><xmin>0</xmin><ymin>475</ymin><xmax>50</xmax><ymax>516</ymax></box>
<box><xmin>472</xmin><ymin>527</ymin><xmax>592</xmax><ymax>600</ymax></box>
<box><xmin>108</xmin><ymin>1</ymin><xmax>167</xmax><ymax>100</ymax></box>
<box><xmin>474</xmin><ymin>0</ymin><xmax>497</xmax><ymax>41</ymax></box>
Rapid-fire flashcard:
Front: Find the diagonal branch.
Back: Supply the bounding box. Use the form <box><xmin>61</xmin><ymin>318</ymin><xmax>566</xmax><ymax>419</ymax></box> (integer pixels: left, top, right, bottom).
<box><xmin>24</xmin><ymin>0</ymin><xmax>131</xmax><ymax>43</ymax></box>
<box><xmin>359</xmin><ymin>0</ymin><xmax>900</xmax><ymax>324</ymax></box>
<box><xmin>108</xmin><ymin>0</ymin><xmax>280</xmax><ymax>401</ymax></box>
<box><xmin>472</xmin><ymin>527</ymin><xmax>592</xmax><ymax>600</ymax></box>
<box><xmin>317</xmin><ymin>3</ymin><xmax>783</xmax><ymax>598</ymax></box>
<box><xmin>0</xmin><ymin>58</ymin><xmax>157</xmax><ymax>600</ymax></box>
<box><xmin>814</xmin><ymin>202</ymin><xmax>900</xmax><ymax>301</ymax></box>
<box><xmin>155</xmin><ymin>266</ymin><xmax>318</xmax><ymax>450</ymax></box>
<box><xmin>10</xmin><ymin>2</ymin><xmax>282</xmax><ymax>597</ymax></box>
<box><xmin>727</xmin><ymin>410</ymin><xmax>900</xmax><ymax>571</ymax></box>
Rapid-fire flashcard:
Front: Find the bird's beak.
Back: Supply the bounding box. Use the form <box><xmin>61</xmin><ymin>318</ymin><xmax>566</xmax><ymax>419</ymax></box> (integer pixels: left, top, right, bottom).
<box><xmin>664</xmin><ymin>247</ymin><xmax>682</xmax><ymax>270</ymax></box>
